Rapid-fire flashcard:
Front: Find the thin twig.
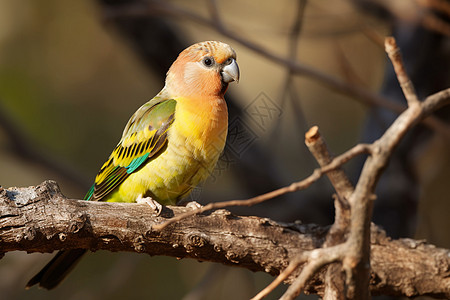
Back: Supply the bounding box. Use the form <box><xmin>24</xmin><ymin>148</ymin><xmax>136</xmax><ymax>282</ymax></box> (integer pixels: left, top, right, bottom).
<box><xmin>154</xmin><ymin>143</ymin><xmax>370</xmax><ymax>231</ymax></box>
<box><xmin>422</xmin><ymin>11</ymin><xmax>450</xmax><ymax>37</ymax></box>
<box><xmin>207</xmin><ymin>0</ymin><xmax>224</xmax><ymax>30</ymax></box>
<box><xmin>384</xmin><ymin>37</ymin><xmax>420</xmax><ymax>106</ymax></box>
<box><xmin>421</xmin><ymin>87</ymin><xmax>450</xmax><ymax>113</ymax></box>
<box><xmin>417</xmin><ymin>0</ymin><xmax>450</xmax><ymax>16</ymax></box>
<box><xmin>280</xmin><ymin>244</ymin><xmax>347</xmax><ymax>300</ymax></box>
<box><xmin>417</xmin><ymin>0</ymin><xmax>450</xmax><ymax>35</ymax></box>
<box><xmin>253</xmin><ymin>244</ymin><xmax>345</xmax><ymax>300</ymax></box>
<box><xmin>251</xmin><ymin>255</ymin><xmax>306</xmax><ymax>300</ymax></box>
<box><xmin>273</xmin><ymin>0</ymin><xmax>309</xmax><ymax>137</ymax></box>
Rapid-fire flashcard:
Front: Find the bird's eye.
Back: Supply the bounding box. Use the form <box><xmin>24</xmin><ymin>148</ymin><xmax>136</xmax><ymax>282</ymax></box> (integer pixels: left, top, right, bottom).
<box><xmin>202</xmin><ymin>57</ymin><xmax>214</xmax><ymax>67</ymax></box>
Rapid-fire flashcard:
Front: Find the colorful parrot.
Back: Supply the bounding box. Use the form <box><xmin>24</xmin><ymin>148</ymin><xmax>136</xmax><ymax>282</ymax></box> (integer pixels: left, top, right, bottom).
<box><xmin>26</xmin><ymin>41</ymin><xmax>239</xmax><ymax>289</ymax></box>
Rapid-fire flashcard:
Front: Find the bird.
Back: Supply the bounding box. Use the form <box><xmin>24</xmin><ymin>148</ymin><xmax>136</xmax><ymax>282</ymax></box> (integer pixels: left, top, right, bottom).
<box><xmin>26</xmin><ymin>41</ymin><xmax>239</xmax><ymax>290</ymax></box>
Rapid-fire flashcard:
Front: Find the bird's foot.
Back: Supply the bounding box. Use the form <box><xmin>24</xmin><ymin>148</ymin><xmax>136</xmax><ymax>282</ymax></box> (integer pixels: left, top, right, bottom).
<box><xmin>184</xmin><ymin>200</ymin><xmax>203</xmax><ymax>210</ymax></box>
<box><xmin>136</xmin><ymin>195</ymin><xmax>162</xmax><ymax>216</ymax></box>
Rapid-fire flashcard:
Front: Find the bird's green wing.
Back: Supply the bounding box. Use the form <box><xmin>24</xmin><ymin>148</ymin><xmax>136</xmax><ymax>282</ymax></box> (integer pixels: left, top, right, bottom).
<box><xmin>85</xmin><ymin>98</ymin><xmax>177</xmax><ymax>201</ymax></box>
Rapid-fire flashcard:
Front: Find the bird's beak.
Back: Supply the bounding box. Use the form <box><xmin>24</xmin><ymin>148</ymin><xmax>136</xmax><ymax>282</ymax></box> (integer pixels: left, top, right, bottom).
<box><xmin>221</xmin><ymin>58</ymin><xmax>240</xmax><ymax>83</ymax></box>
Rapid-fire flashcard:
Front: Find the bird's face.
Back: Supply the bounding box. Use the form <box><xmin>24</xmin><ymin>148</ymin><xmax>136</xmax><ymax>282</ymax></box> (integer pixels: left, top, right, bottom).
<box><xmin>166</xmin><ymin>41</ymin><xmax>239</xmax><ymax>98</ymax></box>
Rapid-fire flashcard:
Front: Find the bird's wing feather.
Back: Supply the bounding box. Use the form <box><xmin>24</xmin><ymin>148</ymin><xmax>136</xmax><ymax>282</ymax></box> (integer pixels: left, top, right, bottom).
<box><xmin>85</xmin><ymin>98</ymin><xmax>177</xmax><ymax>201</ymax></box>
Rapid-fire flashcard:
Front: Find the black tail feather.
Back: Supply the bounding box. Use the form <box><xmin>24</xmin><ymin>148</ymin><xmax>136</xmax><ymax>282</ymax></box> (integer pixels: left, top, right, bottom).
<box><xmin>26</xmin><ymin>249</ymin><xmax>87</xmax><ymax>290</ymax></box>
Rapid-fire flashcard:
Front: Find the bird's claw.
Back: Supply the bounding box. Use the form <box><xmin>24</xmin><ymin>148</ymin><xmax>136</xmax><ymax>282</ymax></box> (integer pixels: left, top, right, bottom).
<box><xmin>136</xmin><ymin>195</ymin><xmax>163</xmax><ymax>216</ymax></box>
<box><xmin>185</xmin><ymin>201</ymin><xmax>203</xmax><ymax>210</ymax></box>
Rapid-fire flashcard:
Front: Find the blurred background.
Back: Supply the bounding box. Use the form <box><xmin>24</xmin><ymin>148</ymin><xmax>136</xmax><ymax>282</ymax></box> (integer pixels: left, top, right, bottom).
<box><xmin>1</xmin><ymin>0</ymin><xmax>449</xmax><ymax>299</ymax></box>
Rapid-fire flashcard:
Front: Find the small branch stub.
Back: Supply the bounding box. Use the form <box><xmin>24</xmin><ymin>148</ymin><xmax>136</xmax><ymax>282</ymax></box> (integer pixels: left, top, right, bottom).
<box><xmin>305</xmin><ymin>125</ymin><xmax>320</xmax><ymax>145</ymax></box>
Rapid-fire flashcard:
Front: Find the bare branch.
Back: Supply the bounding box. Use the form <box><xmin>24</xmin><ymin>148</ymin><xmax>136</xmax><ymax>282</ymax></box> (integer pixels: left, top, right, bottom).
<box><xmin>305</xmin><ymin>125</ymin><xmax>354</xmax><ymax>299</ymax></box>
<box><xmin>251</xmin><ymin>255</ymin><xmax>304</xmax><ymax>300</ymax></box>
<box><xmin>417</xmin><ymin>0</ymin><xmax>450</xmax><ymax>17</ymax></box>
<box><xmin>281</xmin><ymin>245</ymin><xmax>347</xmax><ymax>300</ymax></box>
<box><xmin>333</xmin><ymin>53</ymin><xmax>450</xmax><ymax>299</ymax></box>
<box><xmin>305</xmin><ymin>126</ymin><xmax>354</xmax><ymax>202</ymax></box>
<box><xmin>274</xmin><ymin>86</ymin><xmax>450</xmax><ymax>299</ymax></box>
<box><xmin>384</xmin><ymin>37</ymin><xmax>420</xmax><ymax>106</ymax></box>
<box><xmin>274</xmin><ymin>0</ymin><xmax>309</xmax><ymax>134</ymax></box>
<box><xmin>207</xmin><ymin>0</ymin><xmax>224</xmax><ymax>30</ymax></box>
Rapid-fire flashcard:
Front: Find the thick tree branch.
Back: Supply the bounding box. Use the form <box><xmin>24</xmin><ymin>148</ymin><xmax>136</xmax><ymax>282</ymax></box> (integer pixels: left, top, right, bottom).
<box><xmin>0</xmin><ymin>181</ymin><xmax>327</xmax><ymax>273</ymax></box>
<box><xmin>1</xmin><ymin>181</ymin><xmax>450</xmax><ymax>298</ymax></box>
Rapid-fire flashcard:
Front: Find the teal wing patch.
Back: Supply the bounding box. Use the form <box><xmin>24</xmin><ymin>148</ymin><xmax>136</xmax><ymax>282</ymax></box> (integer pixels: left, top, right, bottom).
<box><xmin>85</xmin><ymin>98</ymin><xmax>176</xmax><ymax>201</ymax></box>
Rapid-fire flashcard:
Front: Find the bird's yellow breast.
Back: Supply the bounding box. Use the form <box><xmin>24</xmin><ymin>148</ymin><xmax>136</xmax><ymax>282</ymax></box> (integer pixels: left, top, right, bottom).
<box><xmin>106</xmin><ymin>96</ymin><xmax>228</xmax><ymax>205</ymax></box>
<box><xmin>173</xmin><ymin>96</ymin><xmax>228</xmax><ymax>159</ymax></box>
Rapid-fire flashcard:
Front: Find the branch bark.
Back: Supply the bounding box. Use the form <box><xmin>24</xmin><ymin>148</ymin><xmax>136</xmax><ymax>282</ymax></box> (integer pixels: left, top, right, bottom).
<box><xmin>1</xmin><ymin>181</ymin><xmax>450</xmax><ymax>298</ymax></box>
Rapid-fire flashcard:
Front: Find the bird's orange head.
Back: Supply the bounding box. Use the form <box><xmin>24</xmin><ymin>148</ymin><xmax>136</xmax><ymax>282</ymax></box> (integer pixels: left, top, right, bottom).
<box><xmin>166</xmin><ymin>41</ymin><xmax>239</xmax><ymax>98</ymax></box>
